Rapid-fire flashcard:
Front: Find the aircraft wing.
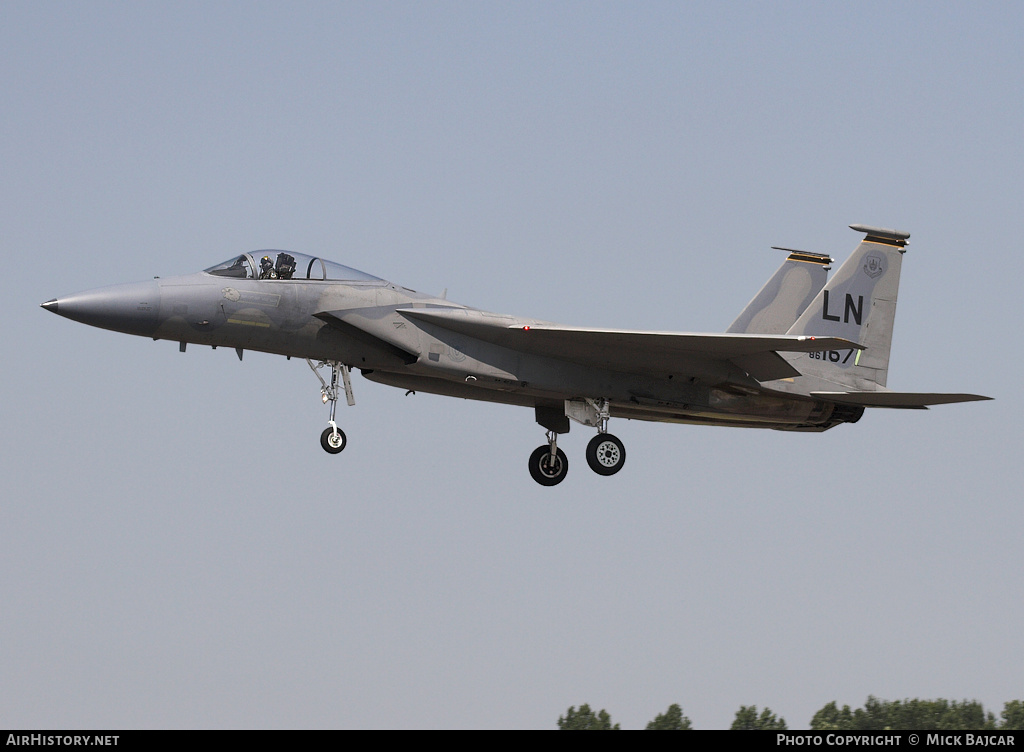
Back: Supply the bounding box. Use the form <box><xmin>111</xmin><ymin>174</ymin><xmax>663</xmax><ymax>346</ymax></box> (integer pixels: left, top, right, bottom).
<box><xmin>811</xmin><ymin>391</ymin><xmax>993</xmax><ymax>409</ymax></box>
<box><xmin>398</xmin><ymin>308</ymin><xmax>862</xmax><ymax>382</ymax></box>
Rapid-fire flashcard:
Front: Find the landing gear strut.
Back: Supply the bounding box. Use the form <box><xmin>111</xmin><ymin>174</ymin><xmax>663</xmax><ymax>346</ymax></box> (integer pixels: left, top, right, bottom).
<box><xmin>308</xmin><ymin>359</ymin><xmax>354</xmax><ymax>455</ymax></box>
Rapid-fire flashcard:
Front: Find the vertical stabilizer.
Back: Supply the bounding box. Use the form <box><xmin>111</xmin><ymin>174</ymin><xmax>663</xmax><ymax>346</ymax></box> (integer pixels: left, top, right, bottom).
<box><xmin>784</xmin><ymin>225</ymin><xmax>909</xmax><ymax>389</ymax></box>
<box><xmin>727</xmin><ymin>248</ymin><xmax>831</xmax><ymax>334</ymax></box>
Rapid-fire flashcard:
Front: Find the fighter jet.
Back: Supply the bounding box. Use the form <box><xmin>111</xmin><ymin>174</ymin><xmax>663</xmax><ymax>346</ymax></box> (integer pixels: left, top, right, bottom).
<box><xmin>42</xmin><ymin>224</ymin><xmax>990</xmax><ymax>485</ymax></box>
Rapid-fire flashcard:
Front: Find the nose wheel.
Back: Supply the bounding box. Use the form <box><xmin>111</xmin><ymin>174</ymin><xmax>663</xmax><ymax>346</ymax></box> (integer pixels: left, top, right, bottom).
<box><xmin>308</xmin><ymin>359</ymin><xmax>354</xmax><ymax>455</ymax></box>
<box><xmin>320</xmin><ymin>425</ymin><xmax>347</xmax><ymax>454</ymax></box>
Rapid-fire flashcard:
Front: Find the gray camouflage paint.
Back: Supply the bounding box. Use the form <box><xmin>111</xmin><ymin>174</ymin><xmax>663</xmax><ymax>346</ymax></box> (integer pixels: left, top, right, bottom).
<box><xmin>41</xmin><ymin>226</ymin><xmax>990</xmax><ymax>480</ymax></box>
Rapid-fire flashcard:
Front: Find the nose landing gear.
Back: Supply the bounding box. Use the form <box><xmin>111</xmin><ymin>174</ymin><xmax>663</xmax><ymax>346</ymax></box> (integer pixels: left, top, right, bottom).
<box><xmin>308</xmin><ymin>359</ymin><xmax>354</xmax><ymax>455</ymax></box>
<box><xmin>320</xmin><ymin>426</ymin><xmax>347</xmax><ymax>454</ymax></box>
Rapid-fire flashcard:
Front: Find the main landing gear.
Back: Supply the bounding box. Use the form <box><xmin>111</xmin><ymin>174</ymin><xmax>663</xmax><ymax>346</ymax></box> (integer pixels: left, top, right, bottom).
<box><xmin>529</xmin><ymin>399</ymin><xmax>626</xmax><ymax>486</ymax></box>
<box><xmin>308</xmin><ymin>359</ymin><xmax>354</xmax><ymax>455</ymax></box>
<box><xmin>585</xmin><ymin>433</ymin><xmax>626</xmax><ymax>476</ymax></box>
<box><xmin>529</xmin><ymin>432</ymin><xmax>569</xmax><ymax>486</ymax></box>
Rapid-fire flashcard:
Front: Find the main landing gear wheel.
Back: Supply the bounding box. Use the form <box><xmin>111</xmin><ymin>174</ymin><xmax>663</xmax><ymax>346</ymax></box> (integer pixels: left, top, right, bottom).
<box><xmin>320</xmin><ymin>427</ymin><xmax>347</xmax><ymax>454</ymax></box>
<box><xmin>586</xmin><ymin>433</ymin><xmax>626</xmax><ymax>476</ymax></box>
<box><xmin>529</xmin><ymin>445</ymin><xmax>569</xmax><ymax>486</ymax></box>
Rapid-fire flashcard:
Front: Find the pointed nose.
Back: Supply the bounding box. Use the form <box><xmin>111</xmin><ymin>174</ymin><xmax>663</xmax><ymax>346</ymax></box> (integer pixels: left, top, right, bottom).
<box><xmin>42</xmin><ymin>280</ymin><xmax>161</xmax><ymax>336</ymax></box>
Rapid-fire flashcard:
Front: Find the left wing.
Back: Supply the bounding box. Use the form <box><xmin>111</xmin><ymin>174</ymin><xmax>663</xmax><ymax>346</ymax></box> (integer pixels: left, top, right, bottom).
<box><xmin>398</xmin><ymin>308</ymin><xmax>861</xmax><ymax>382</ymax></box>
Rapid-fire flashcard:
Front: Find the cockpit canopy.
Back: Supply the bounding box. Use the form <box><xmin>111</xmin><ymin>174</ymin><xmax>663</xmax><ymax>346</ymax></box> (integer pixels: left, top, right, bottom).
<box><xmin>205</xmin><ymin>251</ymin><xmax>383</xmax><ymax>283</ymax></box>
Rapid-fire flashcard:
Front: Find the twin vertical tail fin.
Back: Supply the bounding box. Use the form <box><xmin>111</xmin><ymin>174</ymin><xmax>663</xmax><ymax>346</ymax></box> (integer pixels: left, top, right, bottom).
<box><xmin>727</xmin><ymin>248</ymin><xmax>832</xmax><ymax>335</ymax></box>
<box><xmin>784</xmin><ymin>224</ymin><xmax>909</xmax><ymax>389</ymax></box>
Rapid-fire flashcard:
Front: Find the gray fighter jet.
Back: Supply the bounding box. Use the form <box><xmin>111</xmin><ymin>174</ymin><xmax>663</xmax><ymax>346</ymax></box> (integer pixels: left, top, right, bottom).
<box><xmin>42</xmin><ymin>224</ymin><xmax>990</xmax><ymax>485</ymax></box>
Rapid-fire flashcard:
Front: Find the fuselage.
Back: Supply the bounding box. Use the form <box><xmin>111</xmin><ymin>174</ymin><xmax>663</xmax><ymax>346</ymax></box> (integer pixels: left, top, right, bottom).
<box><xmin>43</xmin><ymin>250</ymin><xmax>857</xmax><ymax>432</ymax></box>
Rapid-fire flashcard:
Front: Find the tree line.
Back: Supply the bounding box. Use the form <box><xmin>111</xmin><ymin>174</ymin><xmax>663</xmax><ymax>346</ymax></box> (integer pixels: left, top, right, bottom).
<box><xmin>557</xmin><ymin>698</ymin><xmax>1024</xmax><ymax>730</ymax></box>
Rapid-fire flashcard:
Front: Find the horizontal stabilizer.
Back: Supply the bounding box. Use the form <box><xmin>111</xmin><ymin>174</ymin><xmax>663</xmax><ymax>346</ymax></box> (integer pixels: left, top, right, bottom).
<box><xmin>811</xmin><ymin>391</ymin><xmax>993</xmax><ymax>409</ymax></box>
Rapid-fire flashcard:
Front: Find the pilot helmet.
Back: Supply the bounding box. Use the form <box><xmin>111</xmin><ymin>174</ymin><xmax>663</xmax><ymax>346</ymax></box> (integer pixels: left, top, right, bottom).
<box><xmin>260</xmin><ymin>255</ymin><xmax>274</xmax><ymax>270</ymax></box>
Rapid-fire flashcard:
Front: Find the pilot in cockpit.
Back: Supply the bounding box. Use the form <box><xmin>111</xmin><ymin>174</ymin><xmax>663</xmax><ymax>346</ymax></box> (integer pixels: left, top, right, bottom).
<box><xmin>275</xmin><ymin>252</ymin><xmax>296</xmax><ymax>279</ymax></box>
<box><xmin>259</xmin><ymin>255</ymin><xmax>277</xmax><ymax>280</ymax></box>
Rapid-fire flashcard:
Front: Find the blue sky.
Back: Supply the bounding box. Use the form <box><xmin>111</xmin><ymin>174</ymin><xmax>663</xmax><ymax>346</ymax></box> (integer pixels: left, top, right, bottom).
<box><xmin>2</xmin><ymin>1</ymin><xmax>1020</xmax><ymax>729</ymax></box>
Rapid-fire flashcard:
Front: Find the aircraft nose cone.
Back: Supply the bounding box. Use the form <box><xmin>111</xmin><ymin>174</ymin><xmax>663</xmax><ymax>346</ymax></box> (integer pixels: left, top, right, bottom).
<box><xmin>42</xmin><ymin>280</ymin><xmax>161</xmax><ymax>336</ymax></box>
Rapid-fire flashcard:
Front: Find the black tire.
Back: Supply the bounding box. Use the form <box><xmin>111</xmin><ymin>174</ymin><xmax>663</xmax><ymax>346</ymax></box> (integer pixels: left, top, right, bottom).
<box><xmin>586</xmin><ymin>433</ymin><xmax>625</xmax><ymax>476</ymax></box>
<box><xmin>320</xmin><ymin>427</ymin><xmax>347</xmax><ymax>454</ymax></box>
<box><xmin>528</xmin><ymin>445</ymin><xmax>568</xmax><ymax>486</ymax></box>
